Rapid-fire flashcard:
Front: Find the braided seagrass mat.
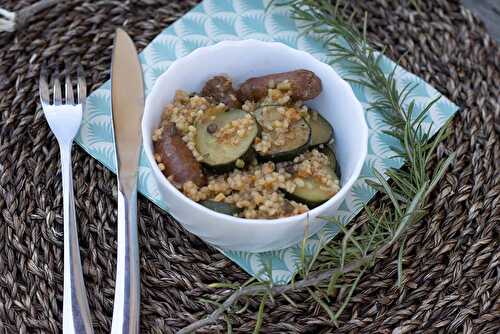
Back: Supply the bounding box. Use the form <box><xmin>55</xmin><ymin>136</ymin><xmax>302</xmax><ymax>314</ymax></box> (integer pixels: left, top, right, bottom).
<box><xmin>0</xmin><ymin>0</ymin><xmax>498</xmax><ymax>333</ymax></box>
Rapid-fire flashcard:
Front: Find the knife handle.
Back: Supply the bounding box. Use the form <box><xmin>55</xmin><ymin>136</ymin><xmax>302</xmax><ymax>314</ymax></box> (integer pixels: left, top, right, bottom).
<box><xmin>111</xmin><ymin>188</ymin><xmax>140</xmax><ymax>334</ymax></box>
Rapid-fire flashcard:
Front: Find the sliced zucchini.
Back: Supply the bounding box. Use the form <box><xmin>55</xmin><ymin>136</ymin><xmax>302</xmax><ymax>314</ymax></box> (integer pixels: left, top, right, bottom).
<box><xmin>322</xmin><ymin>145</ymin><xmax>341</xmax><ymax>179</ymax></box>
<box><xmin>200</xmin><ymin>200</ymin><xmax>241</xmax><ymax>216</ymax></box>
<box><xmin>308</xmin><ymin>110</ymin><xmax>333</xmax><ymax>146</ymax></box>
<box><xmin>253</xmin><ymin>106</ymin><xmax>311</xmax><ymax>162</ymax></box>
<box><xmin>196</xmin><ymin>109</ymin><xmax>259</xmax><ymax>172</ymax></box>
<box><xmin>287</xmin><ymin>171</ymin><xmax>338</xmax><ymax>207</ymax></box>
<box><xmin>286</xmin><ymin>148</ymin><xmax>340</xmax><ymax>207</ymax></box>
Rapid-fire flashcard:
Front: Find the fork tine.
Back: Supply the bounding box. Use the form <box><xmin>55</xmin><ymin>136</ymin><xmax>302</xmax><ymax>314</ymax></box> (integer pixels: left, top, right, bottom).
<box><xmin>65</xmin><ymin>62</ymin><xmax>74</xmax><ymax>105</ymax></box>
<box><xmin>52</xmin><ymin>65</ymin><xmax>62</xmax><ymax>105</ymax></box>
<box><xmin>77</xmin><ymin>64</ymin><xmax>86</xmax><ymax>105</ymax></box>
<box><xmin>39</xmin><ymin>62</ymin><xmax>50</xmax><ymax>107</ymax></box>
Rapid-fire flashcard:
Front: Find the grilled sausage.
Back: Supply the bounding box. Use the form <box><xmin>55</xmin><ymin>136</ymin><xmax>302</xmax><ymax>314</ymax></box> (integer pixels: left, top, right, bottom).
<box><xmin>154</xmin><ymin>122</ymin><xmax>206</xmax><ymax>187</ymax></box>
<box><xmin>237</xmin><ymin>69</ymin><xmax>322</xmax><ymax>102</ymax></box>
<box><xmin>201</xmin><ymin>76</ymin><xmax>241</xmax><ymax>109</ymax></box>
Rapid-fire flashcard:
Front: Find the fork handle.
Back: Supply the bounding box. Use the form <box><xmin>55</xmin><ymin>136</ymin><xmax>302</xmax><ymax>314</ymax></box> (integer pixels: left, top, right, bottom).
<box><xmin>60</xmin><ymin>144</ymin><xmax>94</xmax><ymax>334</ymax></box>
<box><xmin>111</xmin><ymin>187</ymin><xmax>140</xmax><ymax>334</ymax></box>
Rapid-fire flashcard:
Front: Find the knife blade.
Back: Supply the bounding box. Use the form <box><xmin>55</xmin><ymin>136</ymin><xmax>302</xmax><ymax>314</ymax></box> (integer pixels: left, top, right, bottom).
<box><xmin>110</xmin><ymin>27</ymin><xmax>144</xmax><ymax>334</ymax></box>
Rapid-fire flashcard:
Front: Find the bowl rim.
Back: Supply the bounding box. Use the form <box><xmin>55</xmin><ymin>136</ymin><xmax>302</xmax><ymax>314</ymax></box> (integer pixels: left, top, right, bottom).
<box><xmin>143</xmin><ymin>39</ymin><xmax>368</xmax><ymax>226</ymax></box>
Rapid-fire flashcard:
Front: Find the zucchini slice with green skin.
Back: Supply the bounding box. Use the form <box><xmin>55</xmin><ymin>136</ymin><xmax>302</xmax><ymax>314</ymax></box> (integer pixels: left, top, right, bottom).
<box><xmin>286</xmin><ymin>148</ymin><xmax>340</xmax><ymax>207</ymax></box>
<box><xmin>286</xmin><ymin>174</ymin><xmax>338</xmax><ymax>208</ymax></box>
<box><xmin>196</xmin><ymin>109</ymin><xmax>259</xmax><ymax>172</ymax></box>
<box><xmin>308</xmin><ymin>110</ymin><xmax>333</xmax><ymax>146</ymax></box>
<box><xmin>200</xmin><ymin>200</ymin><xmax>241</xmax><ymax>216</ymax></box>
<box><xmin>322</xmin><ymin>145</ymin><xmax>341</xmax><ymax>179</ymax></box>
<box><xmin>254</xmin><ymin>106</ymin><xmax>311</xmax><ymax>162</ymax></box>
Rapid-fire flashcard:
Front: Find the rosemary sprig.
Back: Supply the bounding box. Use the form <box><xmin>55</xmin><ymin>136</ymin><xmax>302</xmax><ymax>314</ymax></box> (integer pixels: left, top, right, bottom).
<box><xmin>178</xmin><ymin>1</ymin><xmax>454</xmax><ymax>332</ymax></box>
<box><xmin>281</xmin><ymin>0</ymin><xmax>454</xmax><ymax>282</ymax></box>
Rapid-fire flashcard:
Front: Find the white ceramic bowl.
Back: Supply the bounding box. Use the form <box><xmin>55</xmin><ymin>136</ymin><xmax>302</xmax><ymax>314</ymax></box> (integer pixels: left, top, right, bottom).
<box><xmin>142</xmin><ymin>39</ymin><xmax>367</xmax><ymax>252</ymax></box>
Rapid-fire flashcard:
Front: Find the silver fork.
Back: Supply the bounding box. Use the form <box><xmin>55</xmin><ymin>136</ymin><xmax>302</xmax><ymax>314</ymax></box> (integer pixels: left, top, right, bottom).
<box><xmin>40</xmin><ymin>63</ymin><xmax>94</xmax><ymax>334</ymax></box>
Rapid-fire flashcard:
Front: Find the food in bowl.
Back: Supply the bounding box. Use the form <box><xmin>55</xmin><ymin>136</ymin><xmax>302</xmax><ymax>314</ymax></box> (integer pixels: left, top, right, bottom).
<box><xmin>152</xmin><ymin>69</ymin><xmax>341</xmax><ymax>219</ymax></box>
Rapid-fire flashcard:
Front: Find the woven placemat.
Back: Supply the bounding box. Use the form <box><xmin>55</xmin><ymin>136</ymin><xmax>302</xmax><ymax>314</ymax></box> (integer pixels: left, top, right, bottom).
<box><xmin>0</xmin><ymin>0</ymin><xmax>498</xmax><ymax>333</ymax></box>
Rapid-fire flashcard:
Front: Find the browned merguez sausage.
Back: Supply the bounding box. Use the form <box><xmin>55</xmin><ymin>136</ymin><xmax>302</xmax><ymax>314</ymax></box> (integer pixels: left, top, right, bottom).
<box><xmin>237</xmin><ymin>69</ymin><xmax>322</xmax><ymax>102</ymax></box>
<box><xmin>154</xmin><ymin>122</ymin><xmax>206</xmax><ymax>188</ymax></box>
<box><xmin>201</xmin><ymin>76</ymin><xmax>241</xmax><ymax>109</ymax></box>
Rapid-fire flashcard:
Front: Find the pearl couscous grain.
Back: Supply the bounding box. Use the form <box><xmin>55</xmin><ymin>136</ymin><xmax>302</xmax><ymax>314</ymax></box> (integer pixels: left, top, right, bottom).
<box><xmin>182</xmin><ymin>161</ymin><xmax>309</xmax><ymax>219</ymax></box>
<box><xmin>179</xmin><ymin>148</ymin><xmax>338</xmax><ymax>219</ymax></box>
<box><xmin>213</xmin><ymin>114</ymin><xmax>255</xmax><ymax>145</ymax></box>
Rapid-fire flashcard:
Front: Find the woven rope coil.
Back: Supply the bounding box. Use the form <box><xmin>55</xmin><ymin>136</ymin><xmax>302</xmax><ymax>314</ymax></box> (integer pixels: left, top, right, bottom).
<box><xmin>0</xmin><ymin>0</ymin><xmax>498</xmax><ymax>333</ymax></box>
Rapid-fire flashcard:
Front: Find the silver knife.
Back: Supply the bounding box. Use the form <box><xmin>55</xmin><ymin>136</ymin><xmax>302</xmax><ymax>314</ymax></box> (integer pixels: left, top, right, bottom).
<box><xmin>110</xmin><ymin>28</ymin><xmax>144</xmax><ymax>334</ymax></box>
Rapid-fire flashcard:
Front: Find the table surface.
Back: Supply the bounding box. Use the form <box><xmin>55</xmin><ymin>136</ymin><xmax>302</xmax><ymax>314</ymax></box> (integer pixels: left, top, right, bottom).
<box><xmin>463</xmin><ymin>0</ymin><xmax>500</xmax><ymax>42</ymax></box>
